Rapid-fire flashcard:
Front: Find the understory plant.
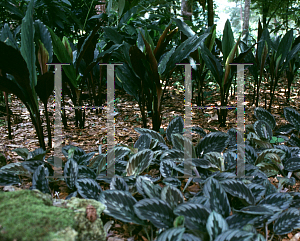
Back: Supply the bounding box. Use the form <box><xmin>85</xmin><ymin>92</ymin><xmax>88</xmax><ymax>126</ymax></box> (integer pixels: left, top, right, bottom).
<box><xmin>1</xmin><ymin>106</ymin><xmax>300</xmax><ymax>240</ymax></box>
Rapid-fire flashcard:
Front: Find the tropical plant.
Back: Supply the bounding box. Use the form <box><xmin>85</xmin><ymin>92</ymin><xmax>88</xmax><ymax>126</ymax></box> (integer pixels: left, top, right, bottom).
<box><xmin>114</xmin><ymin>19</ymin><xmax>209</xmax><ymax>131</ymax></box>
<box><xmin>199</xmin><ymin>19</ymin><xmax>254</xmax><ymax>127</ymax></box>
<box><xmin>0</xmin><ymin>0</ymin><xmax>49</xmax><ymax>149</ymax></box>
<box><xmin>2</xmin><ymin>111</ymin><xmax>300</xmax><ymax>240</ymax></box>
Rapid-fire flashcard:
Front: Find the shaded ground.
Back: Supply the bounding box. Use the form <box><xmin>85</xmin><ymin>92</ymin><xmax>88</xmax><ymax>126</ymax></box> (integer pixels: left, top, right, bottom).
<box><xmin>0</xmin><ymin>75</ymin><xmax>300</xmax><ymax>240</ymax></box>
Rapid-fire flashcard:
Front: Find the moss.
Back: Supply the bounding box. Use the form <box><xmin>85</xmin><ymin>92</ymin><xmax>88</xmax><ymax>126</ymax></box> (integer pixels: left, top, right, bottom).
<box><xmin>66</xmin><ymin>197</ymin><xmax>106</xmax><ymax>241</ymax></box>
<box><xmin>0</xmin><ymin>189</ymin><xmax>76</xmax><ymax>241</ymax></box>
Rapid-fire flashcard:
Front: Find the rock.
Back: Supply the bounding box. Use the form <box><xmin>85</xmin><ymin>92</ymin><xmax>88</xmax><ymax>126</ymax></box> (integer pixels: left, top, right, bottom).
<box><xmin>0</xmin><ymin>189</ymin><xmax>107</xmax><ymax>241</ymax></box>
<box><xmin>65</xmin><ymin>197</ymin><xmax>106</xmax><ymax>241</ymax></box>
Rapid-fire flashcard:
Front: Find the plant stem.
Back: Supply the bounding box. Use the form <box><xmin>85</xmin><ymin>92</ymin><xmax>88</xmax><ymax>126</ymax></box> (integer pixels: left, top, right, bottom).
<box><xmin>82</xmin><ymin>0</ymin><xmax>95</xmax><ymax>32</ymax></box>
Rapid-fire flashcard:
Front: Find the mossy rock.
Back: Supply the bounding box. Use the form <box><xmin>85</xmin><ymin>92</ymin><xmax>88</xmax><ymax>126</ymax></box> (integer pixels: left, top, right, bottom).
<box><xmin>0</xmin><ymin>189</ymin><xmax>106</xmax><ymax>241</ymax></box>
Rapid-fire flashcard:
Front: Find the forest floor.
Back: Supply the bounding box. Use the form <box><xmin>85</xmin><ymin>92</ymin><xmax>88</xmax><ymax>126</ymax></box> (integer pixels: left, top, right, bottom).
<box><xmin>0</xmin><ymin>75</ymin><xmax>300</xmax><ymax>240</ymax></box>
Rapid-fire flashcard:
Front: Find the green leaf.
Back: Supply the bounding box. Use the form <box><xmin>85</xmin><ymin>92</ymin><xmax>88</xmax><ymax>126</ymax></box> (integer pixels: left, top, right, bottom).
<box><xmin>47</xmin><ymin>27</ymin><xmax>77</xmax><ymax>87</ymax></box>
<box><xmin>206</xmin><ymin>211</ymin><xmax>229</xmax><ymax>240</ymax></box>
<box><xmin>222</xmin><ymin>20</ymin><xmax>234</xmax><ymax>65</ymax></box>
<box><xmin>163</xmin><ymin>33</ymin><xmax>209</xmax><ymax>78</ymax></box>
<box><xmin>118</xmin><ymin>0</ymin><xmax>125</xmax><ymax>18</ymax></box>
<box><xmin>200</xmin><ymin>43</ymin><xmax>223</xmax><ymax>85</ymax></box>
<box><xmin>173</xmin><ymin>18</ymin><xmax>195</xmax><ymax>38</ymax></box>
<box><xmin>275</xmin><ymin>30</ymin><xmax>293</xmax><ymax>70</ymax></box>
<box><xmin>34</xmin><ymin>20</ymin><xmax>53</xmax><ymax>63</ymax></box>
<box><xmin>103</xmin><ymin>27</ymin><xmax>124</xmax><ymax>44</ymax></box>
<box><xmin>0</xmin><ymin>24</ymin><xmax>19</xmax><ymax>50</ymax></box>
<box><xmin>20</xmin><ymin>0</ymin><xmax>37</xmax><ymax>107</ymax></box>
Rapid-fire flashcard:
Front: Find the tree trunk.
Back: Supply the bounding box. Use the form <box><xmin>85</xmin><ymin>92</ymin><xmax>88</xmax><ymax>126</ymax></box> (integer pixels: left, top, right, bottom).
<box><xmin>243</xmin><ymin>0</ymin><xmax>251</xmax><ymax>35</ymax></box>
<box><xmin>262</xmin><ymin>2</ymin><xmax>269</xmax><ymax>29</ymax></box>
<box><xmin>207</xmin><ymin>0</ymin><xmax>214</xmax><ymax>26</ymax></box>
<box><xmin>181</xmin><ymin>0</ymin><xmax>192</xmax><ymax>22</ymax></box>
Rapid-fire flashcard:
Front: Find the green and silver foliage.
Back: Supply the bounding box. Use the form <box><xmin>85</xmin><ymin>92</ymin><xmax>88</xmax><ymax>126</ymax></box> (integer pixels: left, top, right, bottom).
<box><xmin>2</xmin><ymin>111</ymin><xmax>300</xmax><ymax>240</ymax></box>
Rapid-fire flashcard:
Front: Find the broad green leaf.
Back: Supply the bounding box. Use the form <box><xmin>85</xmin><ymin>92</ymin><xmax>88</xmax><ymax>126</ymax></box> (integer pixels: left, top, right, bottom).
<box><xmin>20</xmin><ymin>0</ymin><xmax>37</xmax><ymax>106</ymax></box>
<box><xmin>0</xmin><ymin>24</ymin><xmax>18</xmax><ymax>50</ymax></box>
<box><xmin>222</xmin><ymin>20</ymin><xmax>234</xmax><ymax>65</ymax></box>
<box><xmin>173</xmin><ymin>18</ymin><xmax>195</xmax><ymax>38</ymax></box>
<box><xmin>37</xmin><ymin>40</ymin><xmax>49</xmax><ymax>74</ymax></box>
<box><xmin>223</xmin><ymin>36</ymin><xmax>240</xmax><ymax>87</ymax></box>
<box><xmin>47</xmin><ymin>27</ymin><xmax>77</xmax><ymax>87</ymax></box>
<box><xmin>34</xmin><ymin>20</ymin><xmax>53</xmax><ymax>63</ymax></box>
<box><xmin>118</xmin><ymin>0</ymin><xmax>125</xmax><ymax>18</ymax></box>
<box><xmin>276</xmin><ymin>30</ymin><xmax>293</xmax><ymax>69</ymax></box>
<box><xmin>200</xmin><ymin>42</ymin><xmax>223</xmax><ymax>85</ymax></box>
<box><xmin>62</xmin><ymin>36</ymin><xmax>73</xmax><ymax>61</ymax></box>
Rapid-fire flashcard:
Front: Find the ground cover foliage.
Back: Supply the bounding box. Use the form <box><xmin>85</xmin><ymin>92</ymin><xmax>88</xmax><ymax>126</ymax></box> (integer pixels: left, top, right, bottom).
<box><xmin>1</xmin><ymin>0</ymin><xmax>300</xmax><ymax>240</ymax></box>
<box><xmin>1</xmin><ymin>106</ymin><xmax>300</xmax><ymax>240</ymax></box>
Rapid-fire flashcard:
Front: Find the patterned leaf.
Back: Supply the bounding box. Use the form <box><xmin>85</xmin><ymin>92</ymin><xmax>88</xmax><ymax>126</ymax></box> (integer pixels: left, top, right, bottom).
<box><xmin>160</xmin><ymin>159</ymin><xmax>176</xmax><ymax>178</ymax></box>
<box><xmin>220</xmin><ymin>179</ymin><xmax>255</xmax><ymax>205</ymax></box>
<box><xmin>134</xmin><ymin>198</ymin><xmax>175</xmax><ymax>229</ymax></box>
<box><xmin>203</xmin><ymin>177</ymin><xmax>231</xmax><ymax>217</ymax></box>
<box><xmin>223</xmin><ymin>152</ymin><xmax>237</xmax><ymax>170</ymax></box>
<box><xmin>284</xmin><ymin>107</ymin><xmax>300</xmax><ymax>131</ymax></box>
<box><xmin>166</xmin><ymin>116</ymin><xmax>184</xmax><ymax>142</ymax></box>
<box><xmin>75</xmin><ymin>178</ymin><xmax>102</xmax><ymax>200</ymax></box>
<box><xmin>227</xmin><ymin>128</ymin><xmax>243</xmax><ymax>146</ymax></box>
<box><xmin>110</xmin><ymin>175</ymin><xmax>129</xmax><ymax>191</ymax></box>
<box><xmin>182</xmin><ymin>233</ymin><xmax>203</xmax><ymax>241</ymax></box>
<box><xmin>76</xmin><ymin>152</ymin><xmax>96</xmax><ymax>165</ymax></box>
<box><xmin>134</xmin><ymin>134</ymin><xmax>151</xmax><ymax>151</ymax></box>
<box><xmin>191</xmin><ymin>126</ymin><xmax>207</xmax><ymax>137</ymax></box>
<box><xmin>259</xmin><ymin>193</ymin><xmax>293</xmax><ymax>209</ymax></box>
<box><xmin>256</xmin><ymin>149</ymin><xmax>286</xmax><ymax>165</ymax></box>
<box><xmin>31</xmin><ymin>165</ymin><xmax>50</xmax><ymax>194</ymax></box>
<box><xmin>253</xmin><ymin>120</ymin><xmax>272</xmax><ymax>141</ymax></box>
<box><xmin>174</xmin><ymin>203</ymin><xmax>210</xmax><ymax>231</ymax></box>
<box><xmin>196</xmin><ymin>132</ymin><xmax>229</xmax><ymax>158</ymax></box>
<box><xmin>214</xmin><ymin>229</ymin><xmax>255</xmax><ymax>241</ymax></box>
<box><xmin>142</xmin><ymin>177</ymin><xmax>162</xmax><ymax>198</ymax></box>
<box><xmin>256</xmin><ymin>162</ymin><xmax>279</xmax><ymax>177</ymax></box>
<box><xmin>254</xmin><ymin>107</ymin><xmax>276</xmax><ymax>129</ymax></box>
<box><xmin>206</xmin><ymin>211</ymin><xmax>229</xmax><ymax>240</ymax></box>
<box><xmin>288</xmin><ymin>133</ymin><xmax>300</xmax><ymax>147</ymax></box>
<box><xmin>192</xmin><ymin>158</ymin><xmax>219</xmax><ymax>170</ymax></box>
<box><xmin>12</xmin><ymin>148</ymin><xmax>29</xmax><ymax>160</ymax></box>
<box><xmin>64</xmin><ymin>159</ymin><xmax>78</xmax><ymax>190</ymax></box>
<box><xmin>136</xmin><ymin>175</ymin><xmax>152</xmax><ymax>198</ymax></box>
<box><xmin>77</xmin><ymin>165</ymin><xmax>96</xmax><ymax>179</ymax></box>
<box><xmin>134</xmin><ymin>127</ymin><xmax>166</xmax><ymax>144</ymax></box>
<box><xmin>161</xmin><ymin>185</ymin><xmax>184</xmax><ymax>209</ymax></box>
<box><xmin>162</xmin><ymin>177</ymin><xmax>182</xmax><ymax>187</ymax></box>
<box><xmin>226</xmin><ymin>213</ymin><xmax>258</xmax><ymax>229</ymax></box>
<box><xmin>171</xmin><ymin>133</ymin><xmax>196</xmax><ymax>158</ymax></box>
<box><xmin>274</xmin><ymin>124</ymin><xmax>295</xmax><ymax>135</ymax></box>
<box><xmin>233</xmin><ymin>204</ymin><xmax>273</xmax><ymax>215</ymax></box>
<box><xmin>126</xmin><ymin>149</ymin><xmax>153</xmax><ymax>176</ymax></box>
<box><xmin>0</xmin><ymin>171</ymin><xmax>20</xmax><ymax>185</ymax></box>
<box><xmin>247</xmin><ymin>183</ymin><xmax>266</xmax><ymax>204</ymax></box>
<box><xmin>2</xmin><ymin>162</ymin><xmax>30</xmax><ymax>176</ymax></box>
<box><xmin>284</xmin><ymin>157</ymin><xmax>300</xmax><ymax>171</ymax></box>
<box><xmin>99</xmin><ymin>190</ymin><xmax>145</xmax><ymax>225</ymax></box>
<box><xmin>88</xmin><ymin>153</ymin><xmax>106</xmax><ymax>170</ymax></box>
<box><xmin>273</xmin><ymin>208</ymin><xmax>300</xmax><ymax>235</ymax></box>
<box><xmin>156</xmin><ymin>227</ymin><xmax>185</xmax><ymax>241</ymax></box>
<box><xmin>160</xmin><ymin>149</ymin><xmax>185</xmax><ymax>161</ymax></box>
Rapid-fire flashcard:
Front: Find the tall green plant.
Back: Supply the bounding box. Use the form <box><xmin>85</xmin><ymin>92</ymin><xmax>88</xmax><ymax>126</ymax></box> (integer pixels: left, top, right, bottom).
<box><xmin>0</xmin><ymin>0</ymin><xmax>46</xmax><ymax>148</ymax></box>
<box><xmin>200</xmin><ymin>20</ymin><xmax>253</xmax><ymax>127</ymax></box>
<box><xmin>115</xmin><ymin>20</ymin><xmax>209</xmax><ymax>131</ymax></box>
<box><xmin>267</xmin><ymin>29</ymin><xmax>294</xmax><ymax>111</ymax></box>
